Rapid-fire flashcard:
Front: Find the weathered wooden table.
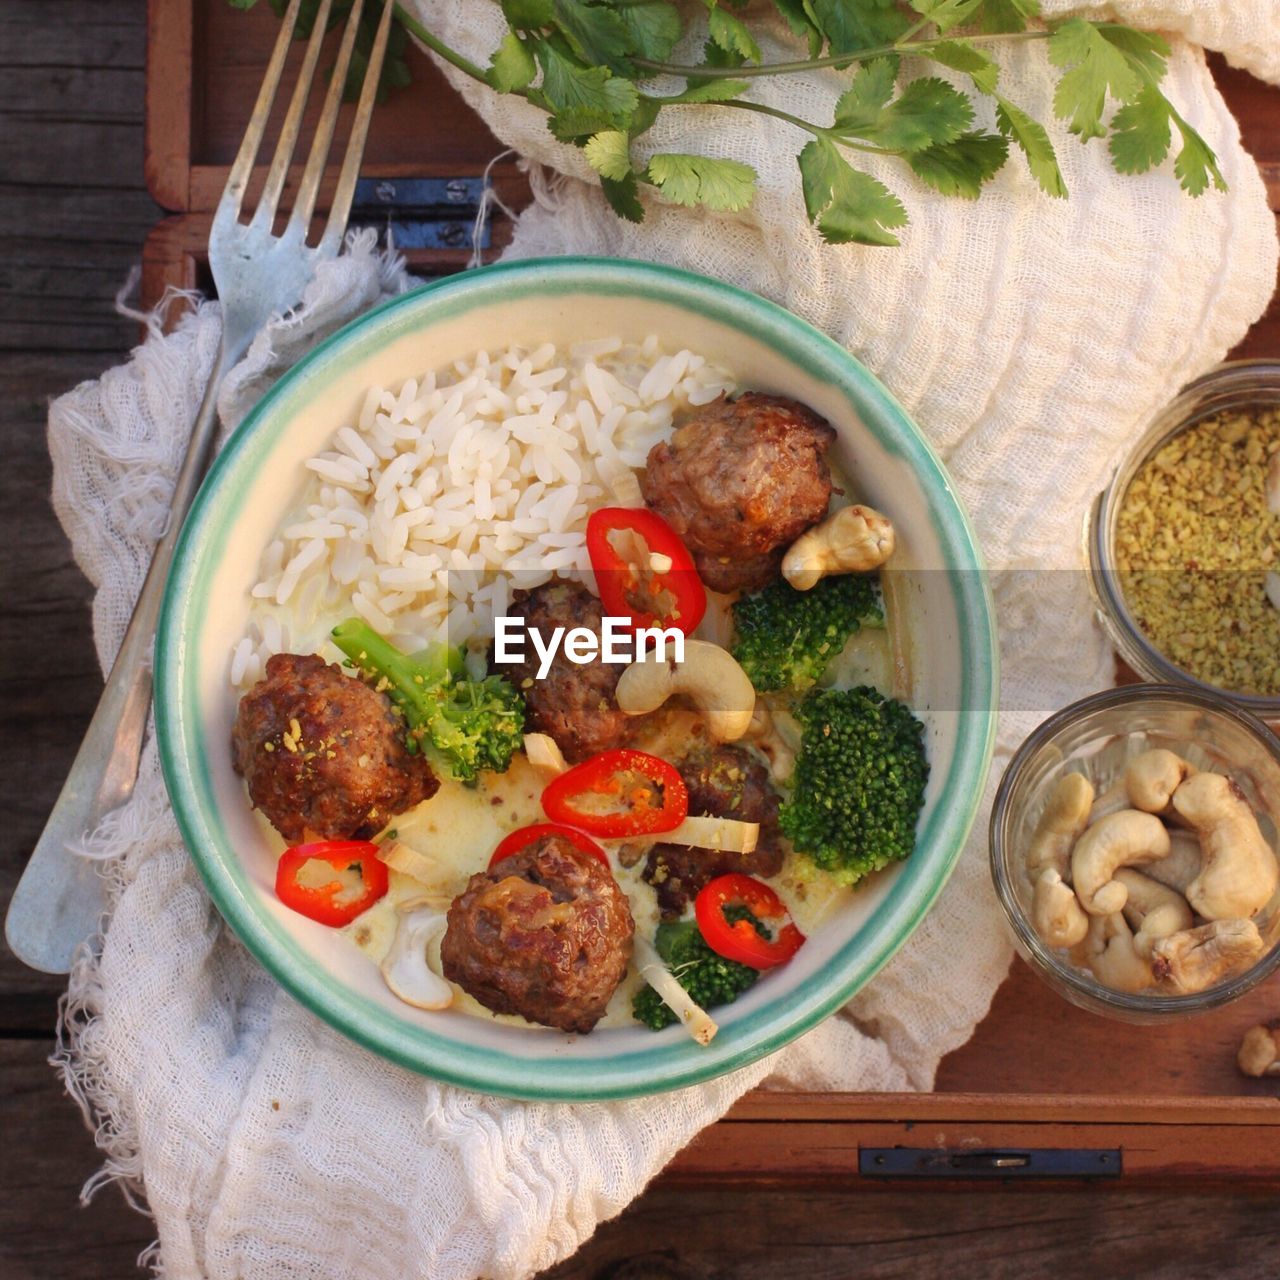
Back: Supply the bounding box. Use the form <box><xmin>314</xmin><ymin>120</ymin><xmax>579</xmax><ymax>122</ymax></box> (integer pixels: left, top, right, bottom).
<box><xmin>3</xmin><ymin>4</ymin><xmax>1279</xmax><ymax>1276</ymax></box>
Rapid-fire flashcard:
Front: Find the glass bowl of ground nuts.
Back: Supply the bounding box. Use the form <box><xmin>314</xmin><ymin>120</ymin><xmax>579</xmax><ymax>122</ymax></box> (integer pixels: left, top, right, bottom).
<box><xmin>990</xmin><ymin>685</ymin><xmax>1280</xmax><ymax>1020</ymax></box>
<box><xmin>1087</xmin><ymin>359</ymin><xmax>1280</xmax><ymax>718</ymax></box>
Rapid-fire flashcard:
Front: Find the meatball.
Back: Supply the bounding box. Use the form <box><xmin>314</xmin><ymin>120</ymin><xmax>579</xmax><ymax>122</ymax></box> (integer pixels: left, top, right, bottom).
<box><xmin>232</xmin><ymin>652</ymin><xmax>438</xmax><ymax>843</ymax></box>
<box><xmin>441</xmin><ymin>836</ymin><xmax>634</xmax><ymax>1033</ymax></box>
<box><xmin>641</xmin><ymin>392</ymin><xmax>836</xmax><ymax>594</ymax></box>
<box><xmin>643</xmin><ymin>744</ymin><xmax>784</xmax><ymax>919</ymax></box>
<box><xmin>500</xmin><ymin>579</ymin><xmax>633</xmax><ymax>763</ymax></box>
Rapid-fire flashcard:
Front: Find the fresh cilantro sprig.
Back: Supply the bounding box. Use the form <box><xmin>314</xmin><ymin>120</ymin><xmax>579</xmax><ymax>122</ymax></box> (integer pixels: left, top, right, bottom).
<box><xmin>228</xmin><ymin>0</ymin><xmax>1226</xmax><ymax>245</ymax></box>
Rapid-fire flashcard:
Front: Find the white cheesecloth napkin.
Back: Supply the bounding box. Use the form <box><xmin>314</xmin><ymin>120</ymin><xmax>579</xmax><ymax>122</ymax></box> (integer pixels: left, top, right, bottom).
<box><xmin>48</xmin><ymin>2</ymin><xmax>1278</xmax><ymax>1275</ymax></box>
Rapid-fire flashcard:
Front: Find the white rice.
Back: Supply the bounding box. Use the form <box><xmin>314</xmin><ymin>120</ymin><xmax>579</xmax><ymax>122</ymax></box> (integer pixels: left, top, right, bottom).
<box><xmin>234</xmin><ymin>337</ymin><xmax>735</xmax><ymax>687</ymax></box>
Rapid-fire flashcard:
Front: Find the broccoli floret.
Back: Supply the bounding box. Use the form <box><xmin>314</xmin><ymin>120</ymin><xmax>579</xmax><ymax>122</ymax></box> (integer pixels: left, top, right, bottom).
<box><xmin>779</xmin><ymin>685</ymin><xmax>929</xmax><ymax>886</ymax></box>
<box><xmin>632</xmin><ymin>915</ymin><xmax>761</xmax><ymax>1031</ymax></box>
<box><xmin>731</xmin><ymin>574</ymin><xmax>884</xmax><ymax>693</ymax></box>
<box><xmin>331</xmin><ymin>619</ymin><xmax>524</xmax><ymax>784</ymax></box>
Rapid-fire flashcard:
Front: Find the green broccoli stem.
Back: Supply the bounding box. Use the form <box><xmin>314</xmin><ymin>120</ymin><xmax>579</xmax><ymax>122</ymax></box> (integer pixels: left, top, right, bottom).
<box><xmin>330</xmin><ymin>618</ymin><xmax>433</xmax><ymax>730</ymax></box>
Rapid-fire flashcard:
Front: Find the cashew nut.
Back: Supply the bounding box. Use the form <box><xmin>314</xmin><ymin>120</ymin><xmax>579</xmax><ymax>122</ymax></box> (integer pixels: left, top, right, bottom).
<box><xmin>1026</xmin><ymin>772</ymin><xmax>1095</xmax><ymax>878</ymax></box>
<box><xmin>615</xmin><ymin>639</ymin><xmax>756</xmax><ymax>742</ymax></box>
<box><xmin>1143</xmin><ymin>828</ymin><xmax>1203</xmax><ymax>894</ymax></box>
<box><xmin>1114</xmin><ymin>868</ymin><xmax>1194</xmax><ymax>959</ymax></box>
<box><xmin>1125</xmin><ymin>748</ymin><xmax>1196</xmax><ymax>814</ymax></box>
<box><xmin>1031</xmin><ymin>868</ymin><xmax>1089</xmax><ymax>948</ymax></box>
<box><xmin>743</xmin><ymin>699</ymin><xmax>773</xmax><ymax>742</ymax></box>
<box><xmin>1071</xmin><ymin>810</ymin><xmax>1171</xmax><ymax>915</ymax></box>
<box><xmin>782</xmin><ymin>504</ymin><xmax>895</xmax><ymax>591</ymax></box>
<box><xmin>1150</xmin><ymin>918</ymin><xmax>1265</xmax><ymax>994</ymax></box>
<box><xmin>1171</xmin><ymin>773</ymin><xmax>1279</xmax><ymax>920</ymax></box>
<box><xmin>1087</xmin><ymin>782</ymin><xmax>1130</xmax><ymax>827</ymax></box>
<box><xmin>380</xmin><ymin>899</ymin><xmax>453</xmax><ymax>1011</ymax></box>
<box><xmin>1084</xmin><ymin>913</ymin><xmax>1154</xmax><ymax>993</ymax></box>
<box><xmin>1238</xmin><ymin>1024</ymin><xmax>1280</xmax><ymax>1077</ymax></box>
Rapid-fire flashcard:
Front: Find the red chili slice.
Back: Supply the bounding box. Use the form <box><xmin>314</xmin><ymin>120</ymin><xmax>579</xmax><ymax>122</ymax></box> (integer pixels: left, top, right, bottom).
<box><xmin>275</xmin><ymin>840</ymin><xmax>389</xmax><ymax>927</ymax></box>
<box><xmin>586</xmin><ymin>506</ymin><xmax>707</xmax><ymax>635</ymax></box>
<box><xmin>541</xmin><ymin>748</ymin><xmax>688</xmax><ymax>838</ymax></box>
<box><xmin>488</xmin><ymin>822</ymin><xmax>609</xmax><ymax>870</ymax></box>
<box><xmin>694</xmin><ymin>873</ymin><xmax>805</xmax><ymax>970</ymax></box>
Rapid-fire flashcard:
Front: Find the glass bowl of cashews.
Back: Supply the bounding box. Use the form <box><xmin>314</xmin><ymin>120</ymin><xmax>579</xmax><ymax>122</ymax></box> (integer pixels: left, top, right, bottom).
<box><xmin>990</xmin><ymin>684</ymin><xmax>1280</xmax><ymax>1020</ymax></box>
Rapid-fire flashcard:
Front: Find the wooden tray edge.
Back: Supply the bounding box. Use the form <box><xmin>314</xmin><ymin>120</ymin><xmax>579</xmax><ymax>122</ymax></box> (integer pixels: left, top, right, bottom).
<box><xmin>146</xmin><ymin>0</ymin><xmax>193</xmax><ymax>211</ymax></box>
<box><xmin>727</xmin><ymin>1090</ymin><xmax>1280</xmax><ymax>1126</ymax></box>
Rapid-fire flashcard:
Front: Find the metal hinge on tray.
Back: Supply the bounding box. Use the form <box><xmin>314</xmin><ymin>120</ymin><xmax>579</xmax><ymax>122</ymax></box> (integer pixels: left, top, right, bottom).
<box><xmin>860</xmin><ymin>1148</ymin><xmax>1122</xmax><ymax>1180</ymax></box>
<box><xmin>350</xmin><ymin>177</ymin><xmax>489</xmax><ymax>250</ymax></box>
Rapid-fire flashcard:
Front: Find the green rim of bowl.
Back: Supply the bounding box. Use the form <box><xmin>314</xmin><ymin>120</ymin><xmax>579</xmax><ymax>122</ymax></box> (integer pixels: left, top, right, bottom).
<box><xmin>156</xmin><ymin>257</ymin><xmax>997</xmax><ymax>1101</ymax></box>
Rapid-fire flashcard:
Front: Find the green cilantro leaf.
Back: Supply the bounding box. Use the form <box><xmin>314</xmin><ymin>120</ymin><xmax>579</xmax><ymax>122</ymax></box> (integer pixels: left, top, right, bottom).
<box><xmin>700</xmin><ymin>36</ymin><xmax>748</xmax><ymax>69</ymax></box>
<box><xmin>879</xmin><ymin>76</ymin><xmax>974</xmax><ymax>150</ymax></box>
<box><xmin>584</xmin><ymin>129</ymin><xmax>634</xmax><ymax>180</ymax></box>
<box><xmin>1095</xmin><ymin>23</ymin><xmax>1170</xmax><ymax>84</ymax></box>
<box><xmin>1048</xmin><ymin>18</ymin><xmax>1144</xmax><ymax>141</ymax></box>
<box><xmin>1107</xmin><ymin>83</ymin><xmax>1171</xmax><ymax>174</ymax></box>
<box><xmin>797</xmin><ymin>137</ymin><xmax>908</xmax><ymax>246</ymax></box>
<box><xmin>907</xmin><ymin>130</ymin><xmax>1008</xmax><ymax>198</ymax></box>
<box><xmin>544</xmin><ymin>107</ymin><xmax>613</xmax><ymax>141</ymax></box>
<box><xmin>707</xmin><ymin>4</ymin><xmax>762</xmax><ymax>62</ymax></box>
<box><xmin>628</xmin><ymin>96</ymin><xmax>662</xmax><ymax>138</ymax></box>
<box><xmin>1172</xmin><ymin>115</ymin><xmax>1227</xmax><ymax>195</ymax></box>
<box><xmin>615</xmin><ymin>1</ymin><xmax>683</xmax><ymax>63</ymax></box>
<box><xmin>489</xmin><ymin>31</ymin><xmax>538</xmax><ymax>93</ymax></box>
<box><xmin>502</xmin><ymin>0</ymin><xmax>554</xmax><ymax>29</ymax></box>
<box><xmin>382</xmin><ymin>49</ymin><xmax>412</xmax><ymax>93</ymax></box>
<box><xmin>260</xmin><ymin>0</ymin><xmax>412</xmax><ymax>102</ymax></box>
<box><xmin>645</xmin><ymin>153</ymin><xmax>758</xmax><ymax>211</ymax></box>
<box><xmin>808</xmin><ymin>0</ymin><xmax>911</xmax><ymax>56</ymax></box>
<box><xmin>978</xmin><ymin>0</ymin><xmax>1039</xmax><ymax>34</ymax></box>
<box><xmin>552</xmin><ymin>0</ymin><xmax>632</xmax><ymax>73</ymax></box>
<box><xmin>601</xmin><ymin>172</ymin><xmax>646</xmax><ymax>221</ymax></box>
<box><xmin>835</xmin><ymin>69</ymin><xmax>974</xmax><ymax>152</ymax></box>
<box><xmin>907</xmin><ymin>0</ymin><xmax>985</xmax><ymax>35</ymax></box>
<box><xmin>341</xmin><ymin>14</ymin><xmax>411</xmax><ymax>104</ymax></box>
<box><xmin>771</xmin><ymin>0</ymin><xmax>824</xmax><ymax>57</ymax></box>
<box><xmin>995</xmin><ymin>94</ymin><xmax>1066</xmax><ymax>196</ymax></box>
<box><xmin>925</xmin><ymin>40</ymin><xmax>1000</xmax><ymax>95</ymax></box>
<box><xmin>535</xmin><ymin>38</ymin><xmax>639</xmax><ymax>127</ymax></box>
<box><xmin>832</xmin><ymin>58</ymin><xmax>898</xmax><ymax>130</ymax></box>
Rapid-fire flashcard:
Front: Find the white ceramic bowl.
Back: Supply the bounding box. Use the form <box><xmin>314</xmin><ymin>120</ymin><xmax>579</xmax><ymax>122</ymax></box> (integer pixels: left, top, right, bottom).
<box><xmin>156</xmin><ymin>257</ymin><xmax>997</xmax><ymax>1100</ymax></box>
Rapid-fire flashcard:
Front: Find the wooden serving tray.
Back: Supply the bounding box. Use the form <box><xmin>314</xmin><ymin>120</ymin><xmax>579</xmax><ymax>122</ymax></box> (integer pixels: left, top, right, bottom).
<box><xmin>144</xmin><ymin>0</ymin><xmax>1280</xmax><ymax>1182</ymax></box>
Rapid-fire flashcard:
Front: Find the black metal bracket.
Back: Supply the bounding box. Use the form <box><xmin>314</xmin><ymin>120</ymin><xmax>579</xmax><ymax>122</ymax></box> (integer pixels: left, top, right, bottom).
<box><xmin>350</xmin><ymin>177</ymin><xmax>489</xmax><ymax>250</ymax></box>
<box><xmin>860</xmin><ymin>1147</ymin><xmax>1122</xmax><ymax>1179</ymax></box>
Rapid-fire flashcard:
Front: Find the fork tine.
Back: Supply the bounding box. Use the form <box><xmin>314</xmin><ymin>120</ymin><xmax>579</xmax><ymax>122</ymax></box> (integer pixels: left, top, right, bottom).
<box><xmin>252</xmin><ymin>0</ymin><xmax>336</xmax><ymax>229</ymax></box>
<box><xmin>319</xmin><ymin>0</ymin><xmax>394</xmax><ymax>257</ymax></box>
<box><xmin>222</xmin><ymin>0</ymin><xmax>304</xmax><ymax>220</ymax></box>
<box><xmin>288</xmin><ymin>0</ymin><xmax>367</xmax><ymax>240</ymax></box>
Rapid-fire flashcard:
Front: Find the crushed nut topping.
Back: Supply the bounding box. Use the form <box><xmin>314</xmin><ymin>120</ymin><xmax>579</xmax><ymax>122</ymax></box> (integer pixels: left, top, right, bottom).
<box><xmin>1116</xmin><ymin>407</ymin><xmax>1280</xmax><ymax>694</ymax></box>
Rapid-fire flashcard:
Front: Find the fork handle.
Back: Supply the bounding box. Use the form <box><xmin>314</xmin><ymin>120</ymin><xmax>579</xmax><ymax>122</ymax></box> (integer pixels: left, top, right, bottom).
<box><xmin>5</xmin><ymin>340</ymin><xmax>234</xmax><ymax>974</ymax></box>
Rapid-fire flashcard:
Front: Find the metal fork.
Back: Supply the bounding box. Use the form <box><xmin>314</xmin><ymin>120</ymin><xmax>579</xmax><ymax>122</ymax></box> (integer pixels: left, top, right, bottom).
<box><xmin>5</xmin><ymin>0</ymin><xmax>394</xmax><ymax>974</ymax></box>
